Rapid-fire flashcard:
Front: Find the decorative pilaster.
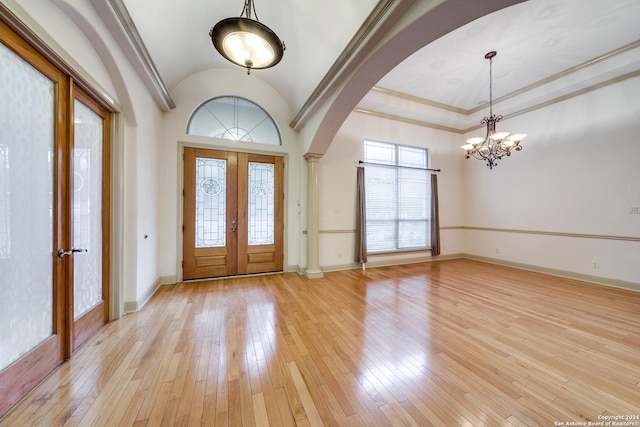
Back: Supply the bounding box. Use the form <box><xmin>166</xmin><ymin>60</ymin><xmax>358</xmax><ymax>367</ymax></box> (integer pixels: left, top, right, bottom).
<box><xmin>304</xmin><ymin>154</ymin><xmax>323</xmax><ymax>278</ymax></box>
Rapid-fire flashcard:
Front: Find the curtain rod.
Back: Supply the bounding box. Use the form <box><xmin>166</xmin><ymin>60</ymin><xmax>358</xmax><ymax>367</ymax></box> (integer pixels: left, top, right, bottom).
<box><xmin>358</xmin><ymin>160</ymin><xmax>441</xmax><ymax>172</ymax></box>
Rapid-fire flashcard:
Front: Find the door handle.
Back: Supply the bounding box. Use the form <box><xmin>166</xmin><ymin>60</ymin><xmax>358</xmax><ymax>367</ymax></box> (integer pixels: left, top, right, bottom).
<box><xmin>231</xmin><ymin>220</ymin><xmax>236</xmax><ymax>232</ymax></box>
<box><xmin>57</xmin><ymin>248</ymin><xmax>87</xmax><ymax>258</ymax></box>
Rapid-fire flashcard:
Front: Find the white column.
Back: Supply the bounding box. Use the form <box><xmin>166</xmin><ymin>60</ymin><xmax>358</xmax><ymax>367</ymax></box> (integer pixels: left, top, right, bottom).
<box><xmin>304</xmin><ymin>154</ymin><xmax>323</xmax><ymax>278</ymax></box>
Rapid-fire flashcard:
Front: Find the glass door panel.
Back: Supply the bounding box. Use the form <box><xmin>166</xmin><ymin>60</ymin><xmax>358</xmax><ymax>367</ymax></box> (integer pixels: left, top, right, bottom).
<box><xmin>196</xmin><ymin>157</ymin><xmax>227</xmax><ymax>248</ymax></box>
<box><xmin>237</xmin><ymin>153</ymin><xmax>283</xmax><ymax>275</ymax></box>
<box><xmin>73</xmin><ymin>99</ymin><xmax>103</xmax><ymax>320</ymax></box>
<box><xmin>247</xmin><ymin>162</ymin><xmax>275</xmax><ymax>246</ymax></box>
<box><xmin>183</xmin><ymin>148</ymin><xmax>237</xmax><ymax>279</ymax></box>
<box><xmin>70</xmin><ymin>91</ymin><xmax>109</xmax><ymax>352</ymax></box>
<box><xmin>0</xmin><ymin>41</ymin><xmax>55</xmax><ymax>371</ymax></box>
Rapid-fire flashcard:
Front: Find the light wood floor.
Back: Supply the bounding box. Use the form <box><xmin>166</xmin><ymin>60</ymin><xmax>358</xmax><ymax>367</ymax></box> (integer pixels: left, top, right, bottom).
<box><xmin>2</xmin><ymin>259</ymin><xmax>639</xmax><ymax>426</ymax></box>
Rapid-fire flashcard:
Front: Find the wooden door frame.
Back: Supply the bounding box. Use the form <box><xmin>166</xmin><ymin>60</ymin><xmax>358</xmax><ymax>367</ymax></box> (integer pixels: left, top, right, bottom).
<box><xmin>0</xmin><ymin>17</ymin><xmax>119</xmax><ymax>417</ymax></box>
<box><xmin>177</xmin><ymin>143</ymin><xmax>287</xmax><ymax>282</ymax></box>
<box><xmin>0</xmin><ymin>0</ymin><xmax>124</xmax><ymax>318</ymax></box>
<box><xmin>237</xmin><ymin>153</ymin><xmax>284</xmax><ymax>275</ymax></box>
<box><xmin>0</xmin><ymin>18</ymin><xmax>68</xmax><ymax>416</ymax></box>
<box><xmin>183</xmin><ymin>148</ymin><xmax>239</xmax><ymax>279</ymax></box>
<box><xmin>70</xmin><ymin>85</ymin><xmax>111</xmax><ymax>352</ymax></box>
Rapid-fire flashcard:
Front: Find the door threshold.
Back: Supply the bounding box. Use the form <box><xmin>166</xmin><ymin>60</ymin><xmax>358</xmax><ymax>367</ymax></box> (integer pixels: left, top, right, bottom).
<box><xmin>180</xmin><ymin>270</ymin><xmax>285</xmax><ymax>283</ymax></box>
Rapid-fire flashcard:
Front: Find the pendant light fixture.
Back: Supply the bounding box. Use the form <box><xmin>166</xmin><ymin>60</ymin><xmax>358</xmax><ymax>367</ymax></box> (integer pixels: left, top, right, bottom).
<box><xmin>461</xmin><ymin>51</ymin><xmax>527</xmax><ymax>169</ymax></box>
<box><xmin>209</xmin><ymin>0</ymin><xmax>285</xmax><ymax>74</ymax></box>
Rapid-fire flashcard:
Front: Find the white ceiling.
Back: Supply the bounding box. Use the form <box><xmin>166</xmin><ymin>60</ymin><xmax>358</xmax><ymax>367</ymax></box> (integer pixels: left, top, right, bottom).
<box><xmin>120</xmin><ymin>0</ymin><xmax>640</xmax><ymax>127</ymax></box>
<box><xmin>377</xmin><ymin>0</ymin><xmax>640</xmax><ymax>110</ymax></box>
<box><xmin>122</xmin><ymin>0</ymin><xmax>380</xmax><ymax>112</ymax></box>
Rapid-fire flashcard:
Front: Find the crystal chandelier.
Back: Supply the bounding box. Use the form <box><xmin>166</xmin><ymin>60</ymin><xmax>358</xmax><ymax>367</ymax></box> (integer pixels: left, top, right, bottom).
<box><xmin>461</xmin><ymin>51</ymin><xmax>527</xmax><ymax>169</ymax></box>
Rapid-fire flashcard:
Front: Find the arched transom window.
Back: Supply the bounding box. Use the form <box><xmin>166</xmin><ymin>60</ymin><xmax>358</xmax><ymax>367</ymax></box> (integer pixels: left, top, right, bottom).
<box><xmin>187</xmin><ymin>96</ymin><xmax>281</xmax><ymax>146</ymax></box>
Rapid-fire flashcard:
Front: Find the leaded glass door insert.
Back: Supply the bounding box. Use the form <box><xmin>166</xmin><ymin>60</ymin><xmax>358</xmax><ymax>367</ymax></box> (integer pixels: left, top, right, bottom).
<box><xmin>196</xmin><ymin>158</ymin><xmax>227</xmax><ymax>248</ymax></box>
<box><xmin>248</xmin><ymin>162</ymin><xmax>275</xmax><ymax>245</ymax></box>
<box><xmin>183</xmin><ymin>149</ymin><xmax>283</xmax><ymax>280</ymax></box>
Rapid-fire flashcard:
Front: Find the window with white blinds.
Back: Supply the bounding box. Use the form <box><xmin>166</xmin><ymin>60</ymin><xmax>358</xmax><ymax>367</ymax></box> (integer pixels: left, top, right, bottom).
<box><xmin>364</xmin><ymin>140</ymin><xmax>431</xmax><ymax>252</ymax></box>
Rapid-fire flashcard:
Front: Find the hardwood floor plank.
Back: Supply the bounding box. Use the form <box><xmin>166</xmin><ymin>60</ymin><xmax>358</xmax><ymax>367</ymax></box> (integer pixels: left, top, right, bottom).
<box><xmin>287</xmin><ymin>361</ymin><xmax>324</xmax><ymax>427</ymax></box>
<box><xmin>273</xmin><ymin>386</ymin><xmax>296</xmax><ymax>427</ymax></box>
<box><xmin>252</xmin><ymin>392</ymin><xmax>270</xmax><ymax>427</ymax></box>
<box><xmin>2</xmin><ymin>260</ymin><xmax>639</xmax><ymax>426</ymax></box>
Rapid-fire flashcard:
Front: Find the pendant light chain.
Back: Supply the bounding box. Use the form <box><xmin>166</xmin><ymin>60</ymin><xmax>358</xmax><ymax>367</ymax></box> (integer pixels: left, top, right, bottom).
<box><xmin>488</xmin><ymin>54</ymin><xmax>493</xmax><ymax>117</ymax></box>
<box><xmin>241</xmin><ymin>0</ymin><xmax>260</xmax><ymax>21</ymax></box>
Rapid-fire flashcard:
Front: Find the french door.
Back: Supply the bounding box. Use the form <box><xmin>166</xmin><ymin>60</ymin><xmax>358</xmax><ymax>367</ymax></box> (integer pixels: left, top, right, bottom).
<box><xmin>70</xmin><ymin>89</ymin><xmax>110</xmax><ymax>352</ymax></box>
<box><xmin>0</xmin><ymin>20</ymin><xmax>109</xmax><ymax>416</ymax></box>
<box><xmin>183</xmin><ymin>148</ymin><xmax>283</xmax><ymax>280</ymax></box>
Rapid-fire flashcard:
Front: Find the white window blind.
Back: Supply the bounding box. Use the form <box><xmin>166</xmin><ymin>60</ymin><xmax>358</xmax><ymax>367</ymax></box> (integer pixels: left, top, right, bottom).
<box><xmin>364</xmin><ymin>140</ymin><xmax>431</xmax><ymax>252</ymax></box>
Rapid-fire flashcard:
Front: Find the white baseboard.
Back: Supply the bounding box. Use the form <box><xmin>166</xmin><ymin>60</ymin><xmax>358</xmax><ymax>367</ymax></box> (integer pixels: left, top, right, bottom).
<box><xmin>320</xmin><ymin>253</ymin><xmax>462</xmax><ymax>273</ymax></box>
<box><xmin>125</xmin><ymin>256</ymin><xmax>638</xmax><ymax>312</ymax></box>
<box><xmin>123</xmin><ymin>278</ymin><xmax>163</xmax><ymax>314</ymax></box>
<box><xmin>160</xmin><ymin>275</ymin><xmax>177</xmax><ymax>285</ymax></box>
<box><xmin>316</xmin><ymin>253</ymin><xmax>639</xmax><ymax>293</ymax></box>
<box><xmin>463</xmin><ymin>254</ymin><xmax>640</xmax><ymax>293</ymax></box>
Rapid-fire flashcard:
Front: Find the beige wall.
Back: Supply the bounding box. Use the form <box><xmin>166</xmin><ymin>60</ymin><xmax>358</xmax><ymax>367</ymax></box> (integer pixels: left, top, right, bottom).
<box><xmin>461</xmin><ymin>76</ymin><xmax>640</xmax><ymax>286</ymax></box>
<box><xmin>318</xmin><ymin>110</ymin><xmax>464</xmax><ymax>270</ymax></box>
<box><xmin>317</xmin><ymin>77</ymin><xmax>639</xmax><ymax>288</ymax></box>
<box><xmin>158</xmin><ymin>68</ymin><xmax>304</xmax><ymax>282</ymax></box>
<box><xmin>8</xmin><ymin>0</ymin><xmax>638</xmax><ymax>315</ymax></box>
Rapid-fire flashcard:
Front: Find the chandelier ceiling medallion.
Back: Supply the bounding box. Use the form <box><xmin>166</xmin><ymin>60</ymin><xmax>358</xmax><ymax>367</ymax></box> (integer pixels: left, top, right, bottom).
<box><xmin>210</xmin><ymin>0</ymin><xmax>285</xmax><ymax>74</ymax></box>
<box><xmin>461</xmin><ymin>51</ymin><xmax>527</xmax><ymax>169</ymax></box>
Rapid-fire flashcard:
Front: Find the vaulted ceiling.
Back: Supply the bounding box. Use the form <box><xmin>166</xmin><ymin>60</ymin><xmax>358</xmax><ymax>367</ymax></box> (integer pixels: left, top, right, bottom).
<box><xmin>113</xmin><ymin>0</ymin><xmax>639</xmax><ymax>132</ymax></box>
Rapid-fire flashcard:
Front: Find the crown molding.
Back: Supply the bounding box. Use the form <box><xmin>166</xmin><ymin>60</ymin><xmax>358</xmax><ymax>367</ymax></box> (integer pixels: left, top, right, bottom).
<box><xmin>369</xmin><ymin>86</ymin><xmax>468</xmax><ymax>115</ymax></box>
<box><xmin>468</xmin><ymin>39</ymin><xmax>640</xmax><ymax>116</ymax></box>
<box><xmin>365</xmin><ymin>40</ymin><xmax>640</xmax><ymax>132</ymax></box>
<box><xmin>289</xmin><ymin>0</ymin><xmax>401</xmax><ymax>130</ymax></box>
<box><xmin>99</xmin><ymin>0</ymin><xmax>175</xmax><ymax>111</ymax></box>
<box><xmin>359</xmin><ymin>68</ymin><xmax>640</xmax><ymax>135</ymax></box>
<box><xmin>353</xmin><ymin>108</ymin><xmax>464</xmax><ymax>134</ymax></box>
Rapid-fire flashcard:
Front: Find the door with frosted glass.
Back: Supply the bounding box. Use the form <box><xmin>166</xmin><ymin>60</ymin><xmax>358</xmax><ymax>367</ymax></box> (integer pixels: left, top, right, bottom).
<box><xmin>70</xmin><ymin>90</ymin><xmax>109</xmax><ymax>351</ymax></box>
<box><xmin>0</xmin><ymin>22</ymin><xmax>67</xmax><ymax>416</ymax></box>
<box><xmin>183</xmin><ymin>148</ymin><xmax>283</xmax><ymax>280</ymax></box>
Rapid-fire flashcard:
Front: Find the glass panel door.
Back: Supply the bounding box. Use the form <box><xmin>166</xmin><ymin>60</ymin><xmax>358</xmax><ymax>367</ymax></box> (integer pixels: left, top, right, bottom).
<box><xmin>0</xmin><ymin>40</ymin><xmax>55</xmax><ymax>371</ymax></box>
<box><xmin>183</xmin><ymin>149</ymin><xmax>283</xmax><ymax>280</ymax></box>
<box><xmin>183</xmin><ymin>148</ymin><xmax>238</xmax><ymax>279</ymax></box>
<box><xmin>0</xmin><ymin>23</ymin><xmax>67</xmax><ymax>416</ymax></box>
<box><xmin>73</xmin><ymin>99</ymin><xmax>103</xmax><ymax>319</ymax></box>
<box><xmin>71</xmin><ymin>91</ymin><xmax>109</xmax><ymax>351</ymax></box>
<box><xmin>237</xmin><ymin>153</ymin><xmax>283</xmax><ymax>275</ymax></box>
<box><xmin>0</xmin><ymin>19</ymin><xmax>110</xmax><ymax>417</ymax></box>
